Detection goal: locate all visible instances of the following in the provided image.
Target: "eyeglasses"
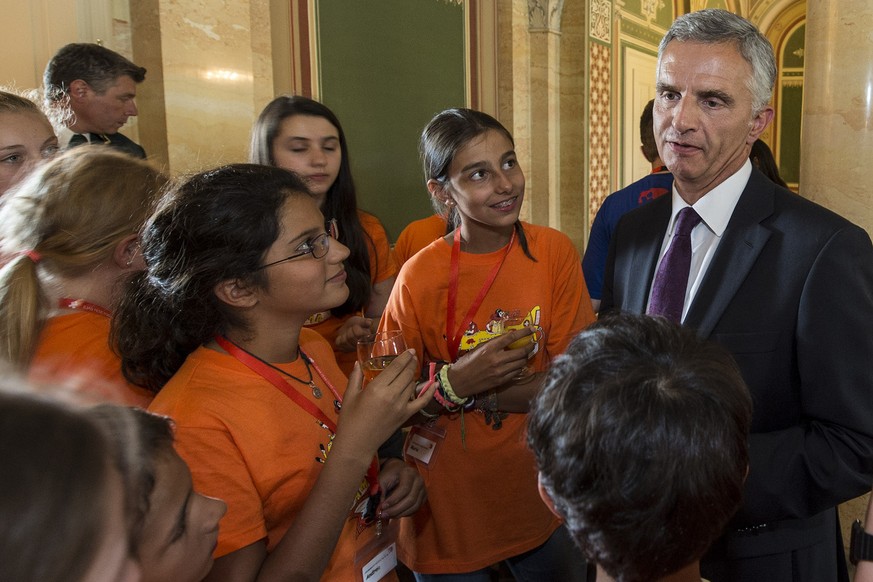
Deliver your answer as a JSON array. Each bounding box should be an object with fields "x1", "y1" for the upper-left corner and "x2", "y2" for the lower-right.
[{"x1": 256, "y1": 219, "x2": 339, "y2": 270}]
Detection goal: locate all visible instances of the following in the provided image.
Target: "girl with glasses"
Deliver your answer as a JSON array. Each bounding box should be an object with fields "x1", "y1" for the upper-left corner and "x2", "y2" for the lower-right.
[
  {"x1": 113, "y1": 164, "x2": 433, "y2": 581},
  {"x1": 251, "y1": 96, "x2": 397, "y2": 376}
]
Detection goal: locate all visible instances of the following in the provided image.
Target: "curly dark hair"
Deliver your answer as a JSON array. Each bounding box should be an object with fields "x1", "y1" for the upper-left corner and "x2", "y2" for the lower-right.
[
  {"x1": 111, "y1": 164, "x2": 311, "y2": 392},
  {"x1": 528, "y1": 313, "x2": 752, "y2": 582}
]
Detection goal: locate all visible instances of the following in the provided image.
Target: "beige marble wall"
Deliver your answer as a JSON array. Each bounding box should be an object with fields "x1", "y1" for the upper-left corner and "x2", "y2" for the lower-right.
[
  {"x1": 801, "y1": 1, "x2": 873, "y2": 561},
  {"x1": 800, "y1": 1, "x2": 873, "y2": 235},
  {"x1": 131, "y1": 0, "x2": 274, "y2": 174}
]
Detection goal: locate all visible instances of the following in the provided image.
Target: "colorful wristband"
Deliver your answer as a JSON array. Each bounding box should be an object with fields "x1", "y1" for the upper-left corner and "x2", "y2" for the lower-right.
[{"x1": 439, "y1": 365, "x2": 470, "y2": 406}]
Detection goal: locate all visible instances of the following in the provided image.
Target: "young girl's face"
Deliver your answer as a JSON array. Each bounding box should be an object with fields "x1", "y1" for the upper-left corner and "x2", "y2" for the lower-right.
[
  {"x1": 0, "y1": 110, "x2": 58, "y2": 196},
  {"x1": 136, "y1": 450, "x2": 226, "y2": 582},
  {"x1": 256, "y1": 195, "x2": 351, "y2": 319},
  {"x1": 270, "y1": 115, "x2": 342, "y2": 207},
  {"x1": 439, "y1": 129, "x2": 524, "y2": 233}
]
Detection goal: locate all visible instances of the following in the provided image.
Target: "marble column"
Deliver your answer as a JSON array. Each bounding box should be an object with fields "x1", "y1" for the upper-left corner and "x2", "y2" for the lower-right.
[
  {"x1": 801, "y1": 1, "x2": 873, "y2": 561},
  {"x1": 800, "y1": 1, "x2": 873, "y2": 235},
  {"x1": 527, "y1": 0, "x2": 564, "y2": 229}
]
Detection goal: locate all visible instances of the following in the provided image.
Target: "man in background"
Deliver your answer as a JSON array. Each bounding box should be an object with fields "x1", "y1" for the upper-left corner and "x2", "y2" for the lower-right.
[
  {"x1": 582, "y1": 99, "x2": 672, "y2": 312},
  {"x1": 43, "y1": 43, "x2": 146, "y2": 159}
]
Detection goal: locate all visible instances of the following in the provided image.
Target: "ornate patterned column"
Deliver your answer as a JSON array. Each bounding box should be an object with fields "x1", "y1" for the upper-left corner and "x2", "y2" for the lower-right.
[
  {"x1": 800, "y1": 1, "x2": 873, "y2": 234},
  {"x1": 526, "y1": 0, "x2": 564, "y2": 228}
]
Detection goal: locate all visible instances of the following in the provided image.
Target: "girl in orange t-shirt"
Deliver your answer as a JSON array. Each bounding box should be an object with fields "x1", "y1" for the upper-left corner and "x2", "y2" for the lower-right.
[
  {"x1": 251, "y1": 96, "x2": 397, "y2": 375},
  {"x1": 0, "y1": 148, "x2": 166, "y2": 406},
  {"x1": 380, "y1": 109, "x2": 595, "y2": 580},
  {"x1": 114, "y1": 164, "x2": 435, "y2": 581}
]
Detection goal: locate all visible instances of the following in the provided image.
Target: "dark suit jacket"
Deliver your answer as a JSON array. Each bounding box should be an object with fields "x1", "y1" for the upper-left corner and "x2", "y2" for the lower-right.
[
  {"x1": 67, "y1": 131, "x2": 146, "y2": 159},
  {"x1": 602, "y1": 169, "x2": 873, "y2": 577}
]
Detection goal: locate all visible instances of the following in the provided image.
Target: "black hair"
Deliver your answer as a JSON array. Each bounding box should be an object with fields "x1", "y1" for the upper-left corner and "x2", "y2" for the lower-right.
[
  {"x1": 528, "y1": 313, "x2": 752, "y2": 582},
  {"x1": 750, "y1": 139, "x2": 788, "y2": 188},
  {"x1": 639, "y1": 99, "x2": 659, "y2": 164}
]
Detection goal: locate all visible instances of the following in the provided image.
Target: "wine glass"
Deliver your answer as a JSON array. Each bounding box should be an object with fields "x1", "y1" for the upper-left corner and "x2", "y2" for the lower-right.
[{"x1": 357, "y1": 330, "x2": 407, "y2": 383}]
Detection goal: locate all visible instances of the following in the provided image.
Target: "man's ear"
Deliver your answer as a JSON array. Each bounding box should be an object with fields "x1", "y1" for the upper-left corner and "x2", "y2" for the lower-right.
[
  {"x1": 537, "y1": 473, "x2": 561, "y2": 518},
  {"x1": 214, "y1": 278, "x2": 259, "y2": 309},
  {"x1": 68, "y1": 79, "x2": 91, "y2": 102},
  {"x1": 113, "y1": 234, "x2": 141, "y2": 270},
  {"x1": 748, "y1": 105, "x2": 775, "y2": 143}
]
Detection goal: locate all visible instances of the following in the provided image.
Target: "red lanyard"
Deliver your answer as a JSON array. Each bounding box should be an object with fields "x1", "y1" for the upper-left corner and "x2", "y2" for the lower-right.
[
  {"x1": 214, "y1": 335, "x2": 380, "y2": 496},
  {"x1": 446, "y1": 227, "x2": 515, "y2": 362},
  {"x1": 58, "y1": 298, "x2": 111, "y2": 317}
]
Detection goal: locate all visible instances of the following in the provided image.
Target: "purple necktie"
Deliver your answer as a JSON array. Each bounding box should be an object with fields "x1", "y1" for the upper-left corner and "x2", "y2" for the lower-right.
[{"x1": 648, "y1": 207, "x2": 702, "y2": 323}]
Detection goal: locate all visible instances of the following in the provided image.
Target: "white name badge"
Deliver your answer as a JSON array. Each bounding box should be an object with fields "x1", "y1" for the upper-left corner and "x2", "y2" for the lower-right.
[
  {"x1": 361, "y1": 543, "x2": 397, "y2": 582},
  {"x1": 404, "y1": 424, "x2": 446, "y2": 469}
]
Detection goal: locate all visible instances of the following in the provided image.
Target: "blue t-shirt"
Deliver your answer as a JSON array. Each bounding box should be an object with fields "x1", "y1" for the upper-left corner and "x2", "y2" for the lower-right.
[{"x1": 582, "y1": 171, "x2": 673, "y2": 300}]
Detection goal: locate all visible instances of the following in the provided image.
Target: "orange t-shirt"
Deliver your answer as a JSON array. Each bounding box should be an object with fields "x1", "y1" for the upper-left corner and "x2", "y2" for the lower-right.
[
  {"x1": 393, "y1": 215, "x2": 447, "y2": 267},
  {"x1": 380, "y1": 223, "x2": 595, "y2": 574},
  {"x1": 29, "y1": 312, "x2": 153, "y2": 407},
  {"x1": 148, "y1": 329, "x2": 392, "y2": 581},
  {"x1": 306, "y1": 210, "x2": 397, "y2": 375}
]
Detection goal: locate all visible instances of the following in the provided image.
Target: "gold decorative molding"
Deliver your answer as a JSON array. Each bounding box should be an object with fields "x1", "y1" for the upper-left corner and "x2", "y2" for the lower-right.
[{"x1": 590, "y1": 0, "x2": 611, "y2": 43}]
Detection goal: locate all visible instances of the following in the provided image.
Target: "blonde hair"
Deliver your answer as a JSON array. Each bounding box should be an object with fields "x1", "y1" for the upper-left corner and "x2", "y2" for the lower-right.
[
  {"x1": 0, "y1": 89, "x2": 44, "y2": 116},
  {"x1": 0, "y1": 148, "x2": 168, "y2": 368}
]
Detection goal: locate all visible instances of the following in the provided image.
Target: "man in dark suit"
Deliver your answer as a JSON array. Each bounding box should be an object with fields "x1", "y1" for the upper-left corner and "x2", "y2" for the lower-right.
[
  {"x1": 43, "y1": 43, "x2": 147, "y2": 159},
  {"x1": 601, "y1": 9, "x2": 873, "y2": 582}
]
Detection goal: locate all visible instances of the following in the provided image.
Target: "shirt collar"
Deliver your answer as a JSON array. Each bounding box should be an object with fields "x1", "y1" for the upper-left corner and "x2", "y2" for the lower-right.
[{"x1": 667, "y1": 159, "x2": 751, "y2": 237}]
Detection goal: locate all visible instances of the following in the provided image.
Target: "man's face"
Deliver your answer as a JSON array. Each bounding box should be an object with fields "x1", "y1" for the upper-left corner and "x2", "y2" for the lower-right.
[
  {"x1": 72, "y1": 75, "x2": 139, "y2": 135},
  {"x1": 653, "y1": 40, "x2": 773, "y2": 203}
]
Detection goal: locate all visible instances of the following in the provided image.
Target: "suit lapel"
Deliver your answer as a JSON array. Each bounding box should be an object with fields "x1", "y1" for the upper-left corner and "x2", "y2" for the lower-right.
[{"x1": 684, "y1": 170, "x2": 775, "y2": 337}]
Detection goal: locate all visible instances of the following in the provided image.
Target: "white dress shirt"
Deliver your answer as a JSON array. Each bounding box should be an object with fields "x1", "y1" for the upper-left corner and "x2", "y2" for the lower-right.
[{"x1": 648, "y1": 159, "x2": 753, "y2": 322}]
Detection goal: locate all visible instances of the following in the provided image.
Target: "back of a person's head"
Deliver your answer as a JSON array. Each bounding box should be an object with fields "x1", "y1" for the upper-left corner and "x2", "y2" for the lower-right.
[
  {"x1": 43, "y1": 43, "x2": 146, "y2": 103},
  {"x1": 0, "y1": 390, "x2": 114, "y2": 581},
  {"x1": 0, "y1": 147, "x2": 168, "y2": 367},
  {"x1": 528, "y1": 313, "x2": 752, "y2": 582},
  {"x1": 639, "y1": 99, "x2": 659, "y2": 163}
]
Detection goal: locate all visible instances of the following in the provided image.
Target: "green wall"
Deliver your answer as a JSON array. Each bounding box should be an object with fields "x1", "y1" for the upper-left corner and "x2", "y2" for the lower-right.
[{"x1": 316, "y1": 0, "x2": 466, "y2": 241}]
